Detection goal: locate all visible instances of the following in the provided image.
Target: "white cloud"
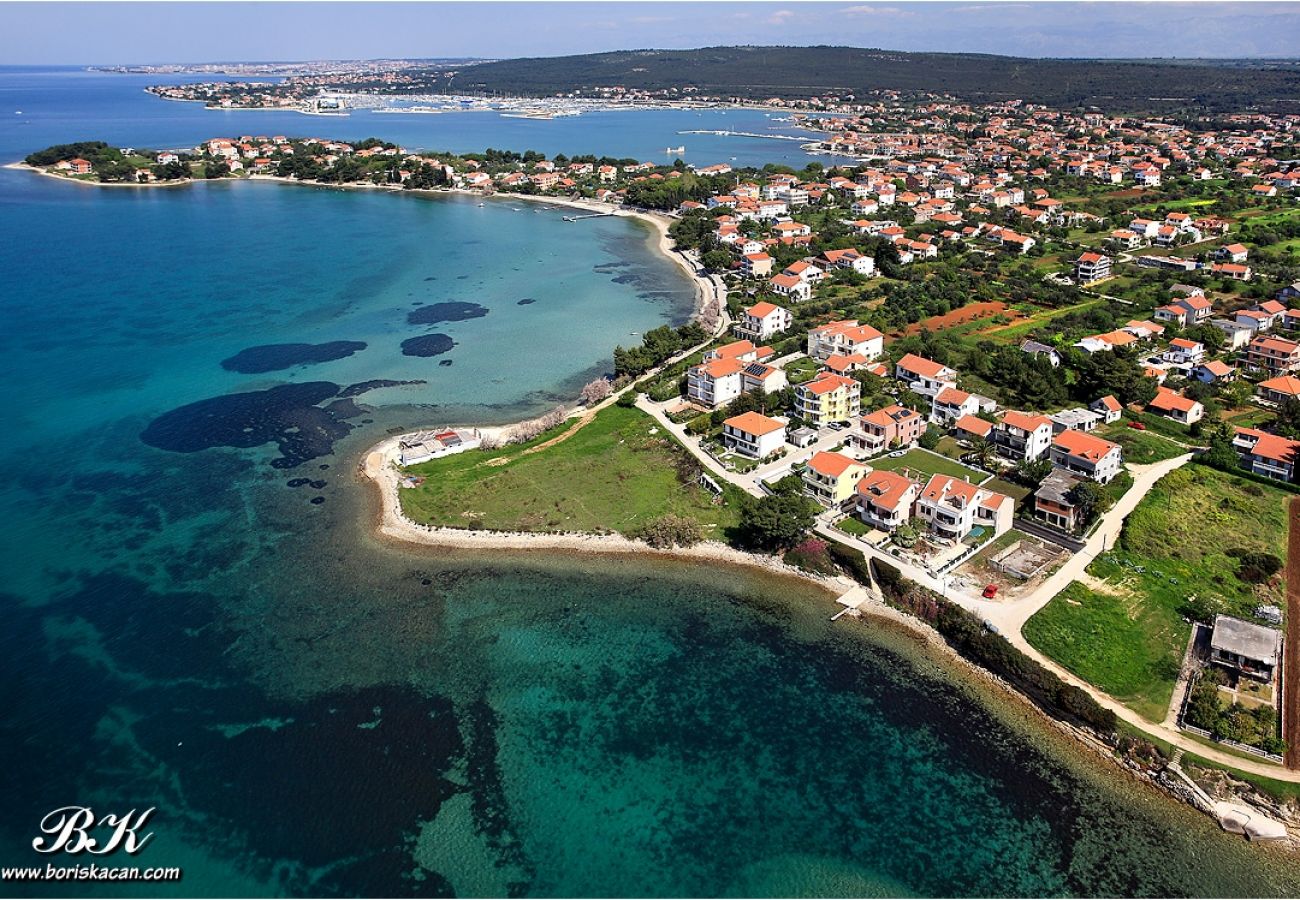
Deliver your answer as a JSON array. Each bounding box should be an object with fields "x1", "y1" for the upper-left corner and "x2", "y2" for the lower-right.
[{"x1": 767, "y1": 8, "x2": 796, "y2": 24}]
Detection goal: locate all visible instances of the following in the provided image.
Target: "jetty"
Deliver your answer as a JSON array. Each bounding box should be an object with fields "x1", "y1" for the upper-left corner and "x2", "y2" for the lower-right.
[
  {"x1": 562, "y1": 212, "x2": 615, "y2": 222},
  {"x1": 677, "y1": 129, "x2": 807, "y2": 142}
]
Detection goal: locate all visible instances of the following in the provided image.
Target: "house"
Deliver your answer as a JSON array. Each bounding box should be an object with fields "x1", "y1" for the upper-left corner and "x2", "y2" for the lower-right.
[
  {"x1": 1247, "y1": 335, "x2": 1300, "y2": 376},
  {"x1": 803, "y1": 451, "x2": 870, "y2": 508},
  {"x1": 1123, "y1": 320, "x2": 1165, "y2": 341},
  {"x1": 1209, "y1": 615, "x2": 1282, "y2": 682},
  {"x1": 895, "y1": 354, "x2": 958, "y2": 397},
  {"x1": 769, "y1": 273, "x2": 812, "y2": 303},
  {"x1": 795, "y1": 372, "x2": 861, "y2": 427},
  {"x1": 741, "y1": 253, "x2": 773, "y2": 278},
  {"x1": 1147, "y1": 387, "x2": 1203, "y2": 425},
  {"x1": 820, "y1": 248, "x2": 876, "y2": 276},
  {"x1": 807, "y1": 320, "x2": 884, "y2": 361},
  {"x1": 1074, "y1": 252, "x2": 1112, "y2": 283},
  {"x1": 1034, "y1": 469, "x2": 1086, "y2": 532},
  {"x1": 853, "y1": 405, "x2": 926, "y2": 455},
  {"x1": 1162, "y1": 338, "x2": 1205, "y2": 367},
  {"x1": 1020, "y1": 340, "x2": 1062, "y2": 367},
  {"x1": 1212, "y1": 318, "x2": 1255, "y2": 351},
  {"x1": 782, "y1": 260, "x2": 824, "y2": 283},
  {"x1": 1216, "y1": 243, "x2": 1250, "y2": 264},
  {"x1": 1212, "y1": 262, "x2": 1253, "y2": 282},
  {"x1": 685, "y1": 342, "x2": 782, "y2": 407},
  {"x1": 1090, "y1": 395, "x2": 1123, "y2": 424},
  {"x1": 1257, "y1": 375, "x2": 1300, "y2": 405},
  {"x1": 722, "y1": 411, "x2": 787, "y2": 459},
  {"x1": 1192, "y1": 360, "x2": 1236, "y2": 383},
  {"x1": 1153, "y1": 295, "x2": 1213, "y2": 327},
  {"x1": 1049, "y1": 430, "x2": 1123, "y2": 483},
  {"x1": 930, "y1": 387, "x2": 980, "y2": 426},
  {"x1": 734, "y1": 301, "x2": 792, "y2": 342},
  {"x1": 855, "y1": 470, "x2": 920, "y2": 532},
  {"x1": 1048, "y1": 408, "x2": 1102, "y2": 434},
  {"x1": 1232, "y1": 427, "x2": 1300, "y2": 482},
  {"x1": 914, "y1": 474, "x2": 1015, "y2": 541},
  {"x1": 992, "y1": 411, "x2": 1054, "y2": 461},
  {"x1": 66, "y1": 158, "x2": 93, "y2": 175},
  {"x1": 1075, "y1": 331, "x2": 1138, "y2": 354}
]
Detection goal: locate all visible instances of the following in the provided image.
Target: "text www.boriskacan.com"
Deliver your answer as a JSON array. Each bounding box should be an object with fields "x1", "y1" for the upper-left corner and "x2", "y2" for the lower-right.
[{"x1": 3, "y1": 863, "x2": 183, "y2": 883}]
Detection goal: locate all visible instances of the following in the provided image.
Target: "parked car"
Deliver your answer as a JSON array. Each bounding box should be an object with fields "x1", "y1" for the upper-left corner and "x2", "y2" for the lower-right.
[
  {"x1": 982, "y1": 584, "x2": 999, "y2": 599},
  {"x1": 1127, "y1": 420, "x2": 1147, "y2": 431}
]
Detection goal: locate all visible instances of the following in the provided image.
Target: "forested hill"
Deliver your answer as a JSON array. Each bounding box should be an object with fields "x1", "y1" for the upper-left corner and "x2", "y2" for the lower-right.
[{"x1": 454, "y1": 46, "x2": 1300, "y2": 113}]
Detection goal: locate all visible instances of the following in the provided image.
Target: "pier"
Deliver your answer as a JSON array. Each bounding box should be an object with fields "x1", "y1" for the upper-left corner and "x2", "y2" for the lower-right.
[
  {"x1": 677, "y1": 129, "x2": 808, "y2": 142},
  {"x1": 562, "y1": 212, "x2": 616, "y2": 222}
]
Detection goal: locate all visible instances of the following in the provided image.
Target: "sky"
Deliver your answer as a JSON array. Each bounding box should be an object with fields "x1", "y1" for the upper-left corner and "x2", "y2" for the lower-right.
[{"x1": 3, "y1": 1, "x2": 1299, "y2": 65}]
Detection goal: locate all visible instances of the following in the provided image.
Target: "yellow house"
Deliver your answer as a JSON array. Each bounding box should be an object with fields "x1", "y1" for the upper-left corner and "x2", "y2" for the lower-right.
[
  {"x1": 802, "y1": 451, "x2": 869, "y2": 507},
  {"x1": 795, "y1": 372, "x2": 862, "y2": 426}
]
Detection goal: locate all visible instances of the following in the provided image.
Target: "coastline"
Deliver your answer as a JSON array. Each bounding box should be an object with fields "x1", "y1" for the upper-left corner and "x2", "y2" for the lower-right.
[{"x1": 3, "y1": 160, "x2": 196, "y2": 188}]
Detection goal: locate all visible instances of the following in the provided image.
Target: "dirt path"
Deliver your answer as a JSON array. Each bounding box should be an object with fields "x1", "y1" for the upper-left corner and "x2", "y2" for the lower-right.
[{"x1": 1284, "y1": 496, "x2": 1300, "y2": 769}]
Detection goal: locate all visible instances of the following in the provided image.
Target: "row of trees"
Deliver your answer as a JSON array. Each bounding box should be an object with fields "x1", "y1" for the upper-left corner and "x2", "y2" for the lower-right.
[{"x1": 612, "y1": 322, "x2": 709, "y2": 378}]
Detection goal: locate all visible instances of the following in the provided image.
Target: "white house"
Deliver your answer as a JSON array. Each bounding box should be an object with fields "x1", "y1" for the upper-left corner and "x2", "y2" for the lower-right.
[
  {"x1": 733, "y1": 301, "x2": 792, "y2": 342},
  {"x1": 1049, "y1": 430, "x2": 1123, "y2": 483},
  {"x1": 722, "y1": 411, "x2": 787, "y2": 459},
  {"x1": 914, "y1": 474, "x2": 1014, "y2": 541}
]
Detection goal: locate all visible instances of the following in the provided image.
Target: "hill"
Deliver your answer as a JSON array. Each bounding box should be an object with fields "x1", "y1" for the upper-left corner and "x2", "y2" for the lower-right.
[{"x1": 452, "y1": 46, "x2": 1300, "y2": 113}]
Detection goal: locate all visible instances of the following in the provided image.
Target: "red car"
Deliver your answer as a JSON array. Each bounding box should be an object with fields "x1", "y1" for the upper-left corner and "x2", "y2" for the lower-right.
[
  {"x1": 1127, "y1": 420, "x2": 1147, "y2": 431},
  {"x1": 982, "y1": 584, "x2": 999, "y2": 599}
]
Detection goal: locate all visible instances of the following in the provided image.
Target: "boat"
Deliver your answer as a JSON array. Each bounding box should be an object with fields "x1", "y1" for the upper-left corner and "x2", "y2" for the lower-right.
[
  {"x1": 477, "y1": 202, "x2": 485, "y2": 207},
  {"x1": 664, "y1": 145, "x2": 685, "y2": 154}
]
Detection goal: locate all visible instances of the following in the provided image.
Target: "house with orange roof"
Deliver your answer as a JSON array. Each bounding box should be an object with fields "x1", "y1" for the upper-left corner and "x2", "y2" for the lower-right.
[
  {"x1": 722, "y1": 411, "x2": 787, "y2": 459},
  {"x1": 795, "y1": 372, "x2": 862, "y2": 427},
  {"x1": 1147, "y1": 387, "x2": 1204, "y2": 425},
  {"x1": 1163, "y1": 338, "x2": 1205, "y2": 367},
  {"x1": 952, "y1": 414, "x2": 993, "y2": 443},
  {"x1": 740, "y1": 252, "x2": 773, "y2": 278},
  {"x1": 1216, "y1": 243, "x2": 1250, "y2": 264},
  {"x1": 769, "y1": 273, "x2": 812, "y2": 303},
  {"x1": 1192, "y1": 360, "x2": 1237, "y2": 384},
  {"x1": 1232, "y1": 428, "x2": 1300, "y2": 482},
  {"x1": 914, "y1": 474, "x2": 1014, "y2": 541},
  {"x1": 894, "y1": 353, "x2": 957, "y2": 397},
  {"x1": 1074, "y1": 330, "x2": 1139, "y2": 354},
  {"x1": 992, "y1": 411, "x2": 1055, "y2": 461},
  {"x1": 855, "y1": 470, "x2": 920, "y2": 532},
  {"x1": 819, "y1": 248, "x2": 876, "y2": 276},
  {"x1": 807, "y1": 320, "x2": 884, "y2": 361},
  {"x1": 1050, "y1": 430, "x2": 1123, "y2": 483},
  {"x1": 686, "y1": 342, "x2": 783, "y2": 408},
  {"x1": 1247, "y1": 335, "x2": 1300, "y2": 376},
  {"x1": 853, "y1": 404, "x2": 926, "y2": 455},
  {"x1": 930, "y1": 386, "x2": 984, "y2": 426},
  {"x1": 733, "y1": 301, "x2": 792, "y2": 342},
  {"x1": 1074, "y1": 252, "x2": 1111, "y2": 283},
  {"x1": 1257, "y1": 374, "x2": 1300, "y2": 405},
  {"x1": 1212, "y1": 262, "x2": 1253, "y2": 282},
  {"x1": 1090, "y1": 395, "x2": 1123, "y2": 424},
  {"x1": 803, "y1": 451, "x2": 870, "y2": 508},
  {"x1": 1154, "y1": 294, "x2": 1214, "y2": 327}
]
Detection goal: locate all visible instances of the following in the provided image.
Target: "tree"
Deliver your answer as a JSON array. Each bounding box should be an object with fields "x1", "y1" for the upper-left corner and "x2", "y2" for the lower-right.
[
  {"x1": 1066, "y1": 480, "x2": 1107, "y2": 529},
  {"x1": 1014, "y1": 458, "x2": 1053, "y2": 487},
  {"x1": 701, "y1": 249, "x2": 733, "y2": 272},
  {"x1": 1201, "y1": 422, "x2": 1242, "y2": 472},
  {"x1": 738, "y1": 493, "x2": 818, "y2": 551},
  {"x1": 891, "y1": 518, "x2": 920, "y2": 548},
  {"x1": 579, "y1": 379, "x2": 613, "y2": 406},
  {"x1": 969, "y1": 437, "x2": 996, "y2": 470},
  {"x1": 918, "y1": 429, "x2": 941, "y2": 451}
]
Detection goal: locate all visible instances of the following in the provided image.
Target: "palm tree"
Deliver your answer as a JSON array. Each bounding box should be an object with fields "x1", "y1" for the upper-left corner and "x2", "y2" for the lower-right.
[{"x1": 970, "y1": 437, "x2": 996, "y2": 470}]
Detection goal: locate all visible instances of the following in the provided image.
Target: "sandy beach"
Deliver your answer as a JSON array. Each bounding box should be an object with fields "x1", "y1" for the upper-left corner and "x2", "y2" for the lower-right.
[{"x1": 4, "y1": 160, "x2": 197, "y2": 188}]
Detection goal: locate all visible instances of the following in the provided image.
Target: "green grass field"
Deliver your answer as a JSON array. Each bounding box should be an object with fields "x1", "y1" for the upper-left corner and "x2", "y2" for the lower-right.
[
  {"x1": 399, "y1": 404, "x2": 741, "y2": 538},
  {"x1": 868, "y1": 448, "x2": 985, "y2": 484},
  {"x1": 1025, "y1": 465, "x2": 1290, "y2": 721},
  {"x1": 1098, "y1": 423, "x2": 1187, "y2": 464},
  {"x1": 976, "y1": 299, "x2": 1105, "y2": 345}
]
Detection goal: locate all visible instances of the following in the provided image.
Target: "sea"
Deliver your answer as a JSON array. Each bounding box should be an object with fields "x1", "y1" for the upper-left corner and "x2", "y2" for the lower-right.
[{"x1": 1, "y1": 65, "x2": 1298, "y2": 898}]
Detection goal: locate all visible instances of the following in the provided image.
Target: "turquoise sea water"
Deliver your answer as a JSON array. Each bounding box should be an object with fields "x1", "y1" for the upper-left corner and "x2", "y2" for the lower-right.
[{"x1": 1, "y1": 67, "x2": 1299, "y2": 898}]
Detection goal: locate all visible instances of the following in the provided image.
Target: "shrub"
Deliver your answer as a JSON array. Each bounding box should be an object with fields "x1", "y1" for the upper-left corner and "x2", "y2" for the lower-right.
[
  {"x1": 634, "y1": 514, "x2": 704, "y2": 549},
  {"x1": 783, "y1": 538, "x2": 837, "y2": 575},
  {"x1": 828, "y1": 542, "x2": 873, "y2": 586}
]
